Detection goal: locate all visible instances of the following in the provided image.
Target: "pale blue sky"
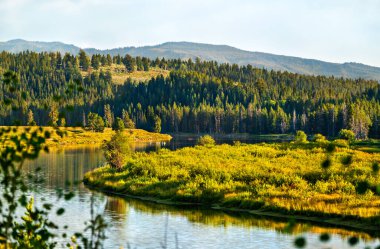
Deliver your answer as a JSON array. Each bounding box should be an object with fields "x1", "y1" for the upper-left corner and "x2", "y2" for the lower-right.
[{"x1": 1, "y1": 0, "x2": 380, "y2": 66}]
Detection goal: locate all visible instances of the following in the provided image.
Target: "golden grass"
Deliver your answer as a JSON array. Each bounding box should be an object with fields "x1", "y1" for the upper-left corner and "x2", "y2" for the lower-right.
[
  {"x1": 81, "y1": 64, "x2": 170, "y2": 84},
  {"x1": 0, "y1": 126, "x2": 171, "y2": 148}
]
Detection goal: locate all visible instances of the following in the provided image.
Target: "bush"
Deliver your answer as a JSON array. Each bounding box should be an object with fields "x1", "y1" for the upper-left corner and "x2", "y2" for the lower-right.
[
  {"x1": 294, "y1": 130, "x2": 308, "y2": 143},
  {"x1": 197, "y1": 135, "x2": 216, "y2": 147},
  {"x1": 103, "y1": 132, "x2": 132, "y2": 170},
  {"x1": 312, "y1": 134, "x2": 327, "y2": 143},
  {"x1": 332, "y1": 139, "x2": 350, "y2": 148},
  {"x1": 339, "y1": 129, "x2": 355, "y2": 142},
  {"x1": 233, "y1": 141, "x2": 242, "y2": 146}
]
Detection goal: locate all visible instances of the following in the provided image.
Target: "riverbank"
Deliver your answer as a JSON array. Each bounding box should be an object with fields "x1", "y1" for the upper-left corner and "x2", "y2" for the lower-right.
[
  {"x1": 84, "y1": 141, "x2": 380, "y2": 230},
  {"x1": 86, "y1": 186, "x2": 380, "y2": 236},
  {"x1": 0, "y1": 126, "x2": 172, "y2": 148}
]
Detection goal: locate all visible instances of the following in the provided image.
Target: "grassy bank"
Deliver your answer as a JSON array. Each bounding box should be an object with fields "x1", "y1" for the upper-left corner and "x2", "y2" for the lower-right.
[
  {"x1": 84, "y1": 142, "x2": 380, "y2": 229},
  {"x1": 1, "y1": 126, "x2": 172, "y2": 148}
]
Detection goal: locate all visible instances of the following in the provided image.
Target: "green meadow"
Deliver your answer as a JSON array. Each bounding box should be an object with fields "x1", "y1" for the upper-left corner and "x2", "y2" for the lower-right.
[{"x1": 84, "y1": 141, "x2": 380, "y2": 230}]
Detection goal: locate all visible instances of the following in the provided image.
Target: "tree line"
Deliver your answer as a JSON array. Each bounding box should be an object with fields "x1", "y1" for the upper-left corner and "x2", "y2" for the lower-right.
[{"x1": 0, "y1": 50, "x2": 379, "y2": 138}]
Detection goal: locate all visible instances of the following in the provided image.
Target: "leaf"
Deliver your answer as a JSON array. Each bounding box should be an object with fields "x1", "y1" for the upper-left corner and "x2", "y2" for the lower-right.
[
  {"x1": 56, "y1": 208, "x2": 65, "y2": 216},
  {"x1": 294, "y1": 237, "x2": 306, "y2": 248}
]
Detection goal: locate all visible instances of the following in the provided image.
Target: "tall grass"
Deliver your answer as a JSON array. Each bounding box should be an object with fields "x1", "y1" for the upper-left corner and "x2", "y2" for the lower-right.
[{"x1": 1, "y1": 126, "x2": 172, "y2": 148}]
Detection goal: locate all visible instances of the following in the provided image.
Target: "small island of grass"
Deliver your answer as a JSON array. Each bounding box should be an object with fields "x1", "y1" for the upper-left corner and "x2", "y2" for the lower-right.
[{"x1": 84, "y1": 138, "x2": 380, "y2": 232}]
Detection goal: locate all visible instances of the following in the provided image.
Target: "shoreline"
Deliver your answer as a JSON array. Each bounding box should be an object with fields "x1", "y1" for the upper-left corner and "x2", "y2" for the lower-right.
[
  {"x1": 82, "y1": 142, "x2": 380, "y2": 237},
  {"x1": 84, "y1": 184, "x2": 380, "y2": 236},
  {"x1": 0, "y1": 126, "x2": 172, "y2": 148}
]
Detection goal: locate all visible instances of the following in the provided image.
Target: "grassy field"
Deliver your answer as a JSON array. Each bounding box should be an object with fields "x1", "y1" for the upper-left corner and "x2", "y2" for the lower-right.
[
  {"x1": 84, "y1": 141, "x2": 380, "y2": 231},
  {"x1": 0, "y1": 126, "x2": 172, "y2": 148},
  {"x1": 81, "y1": 64, "x2": 170, "y2": 84}
]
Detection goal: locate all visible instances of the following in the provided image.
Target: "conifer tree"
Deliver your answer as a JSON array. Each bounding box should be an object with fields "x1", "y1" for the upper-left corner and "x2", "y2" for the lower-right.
[
  {"x1": 27, "y1": 109, "x2": 36, "y2": 126},
  {"x1": 104, "y1": 104, "x2": 114, "y2": 128},
  {"x1": 78, "y1": 50, "x2": 90, "y2": 71},
  {"x1": 122, "y1": 54, "x2": 135, "y2": 72}
]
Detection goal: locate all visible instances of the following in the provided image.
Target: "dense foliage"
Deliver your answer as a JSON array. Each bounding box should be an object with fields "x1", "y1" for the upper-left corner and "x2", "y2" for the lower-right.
[
  {"x1": 0, "y1": 71, "x2": 107, "y2": 248},
  {"x1": 0, "y1": 51, "x2": 379, "y2": 138},
  {"x1": 103, "y1": 131, "x2": 132, "y2": 170},
  {"x1": 196, "y1": 135, "x2": 216, "y2": 147}
]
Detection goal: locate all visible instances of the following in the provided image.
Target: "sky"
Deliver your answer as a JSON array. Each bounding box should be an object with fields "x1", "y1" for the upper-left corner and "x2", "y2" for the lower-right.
[{"x1": 1, "y1": 0, "x2": 380, "y2": 66}]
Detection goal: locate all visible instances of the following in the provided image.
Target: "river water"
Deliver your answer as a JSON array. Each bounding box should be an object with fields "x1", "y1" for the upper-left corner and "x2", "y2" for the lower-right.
[{"x1": 22, "y1": 135, "x2": 380, "y2": 249}]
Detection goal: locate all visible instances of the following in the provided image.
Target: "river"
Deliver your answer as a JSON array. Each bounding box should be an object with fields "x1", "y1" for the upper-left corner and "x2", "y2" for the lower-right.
[{"x1": 22, "y1": 135, "x2": 380, "y2": 249}]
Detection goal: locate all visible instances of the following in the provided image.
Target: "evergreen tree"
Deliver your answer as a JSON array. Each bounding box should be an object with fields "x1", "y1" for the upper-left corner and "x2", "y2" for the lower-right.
[
  {"x1": 142, "y1": 57, "x2": 150, "y2": 71},
  {"x1": 27, "y1": 110, "x2": 36, "y2": 126},
  {"x1": 48, "y1": 105, "x2": 59, "y2": 127},
  {"x1": 122, "y1": 54, "x2": 135, "y2": 73},
  {"x1": 104, "y1": 104, "x2": 113, "y2": 128},
  {"x1": 59, "y1": 118, "x2": 66, "y2": 127},
  {"x1": 122, "y1": 109, "x2": 135, "y2": 129},
  {"x1": 87, "y1": 112, "x2": 105, "y2": 132},
  {"x1": 112, "y1": 117, "x2": 125, "y2": 131},
  {"x1": 0, "y1": 53, "x2": 379, "y2": 138},
  {"x1": 153, "y1": 115, "x2": 161, "y2": 133},
  {"x1": 136, "y1": 56, "x2": 143, "y2": 71},
  {"x1": 78, "y1": 50, "x2": 90, "y2": 71},
  {"x1": 106, "y1": 54, "x2": 112, "y2": 66},
  {"x1": 91, "y1": 54, "x2": 100, "y2": 70}
]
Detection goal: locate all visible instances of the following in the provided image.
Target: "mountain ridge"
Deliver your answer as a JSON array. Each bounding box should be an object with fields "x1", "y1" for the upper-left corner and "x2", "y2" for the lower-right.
[{"x1": 1, "y1": 39, "x2": 380, "y2": 81}]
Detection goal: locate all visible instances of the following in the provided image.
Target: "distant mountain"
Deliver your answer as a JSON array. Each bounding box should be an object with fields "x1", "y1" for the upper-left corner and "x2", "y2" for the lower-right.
[
  {"x1": 1, "y1": 39, "x2": 380, "y2": 81},
  {"x1": 0, "y1": 39, "x2": 80, "y2": 54}
]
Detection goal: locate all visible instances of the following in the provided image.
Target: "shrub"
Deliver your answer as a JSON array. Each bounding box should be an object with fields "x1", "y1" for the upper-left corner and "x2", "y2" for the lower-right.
[
  {"x1": 332, "y1": 139, "x2": 350, "y2": 148},
  {"x1": 326, "y1": 143, "x2": 337, "y2": 153},
  {"x1": 341, "y1": 154, "x2": 353, "y2": 166},
  {"x1": 196, "y1": 135, "x2": 216, "y2": 147},
  {"x1": 233, "y1": 141, "x2": 242, "y2": 146},
  {"x1": 294, "y1": 130, "x2": 308, "y2": 143},
  {"x1": 372, "y1": 162, "x2": 380, "y2": 174},
  {"x1": 312, "y1": 134, "x2": 327, "y2": 143},
  {"x1": 103, "y1": 132, "x2": 132, "y2": 170},
  {"x1": 339, "y1": 129, "x2": 355, "y2": 142}
]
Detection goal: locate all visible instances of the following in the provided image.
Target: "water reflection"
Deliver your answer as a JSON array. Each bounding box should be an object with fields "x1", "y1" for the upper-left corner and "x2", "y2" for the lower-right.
[
  {"x1": 19, "y1": 139, "x2": 380, "y2": 249},
  {"x1": 103, "y1": 193, "x2": 378, "y2": 241}
]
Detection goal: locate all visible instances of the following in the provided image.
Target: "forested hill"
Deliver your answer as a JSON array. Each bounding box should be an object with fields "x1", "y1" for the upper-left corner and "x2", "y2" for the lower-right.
[
  {"x1": 2, "y1": 39, "x2": 380, "y2": 81},
  {"x1": 0, "y1": 39, "x2": 79, "y2": 54},
  {"x1": 0, "y1": 51, "x2": 379, "y2": 138}
]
